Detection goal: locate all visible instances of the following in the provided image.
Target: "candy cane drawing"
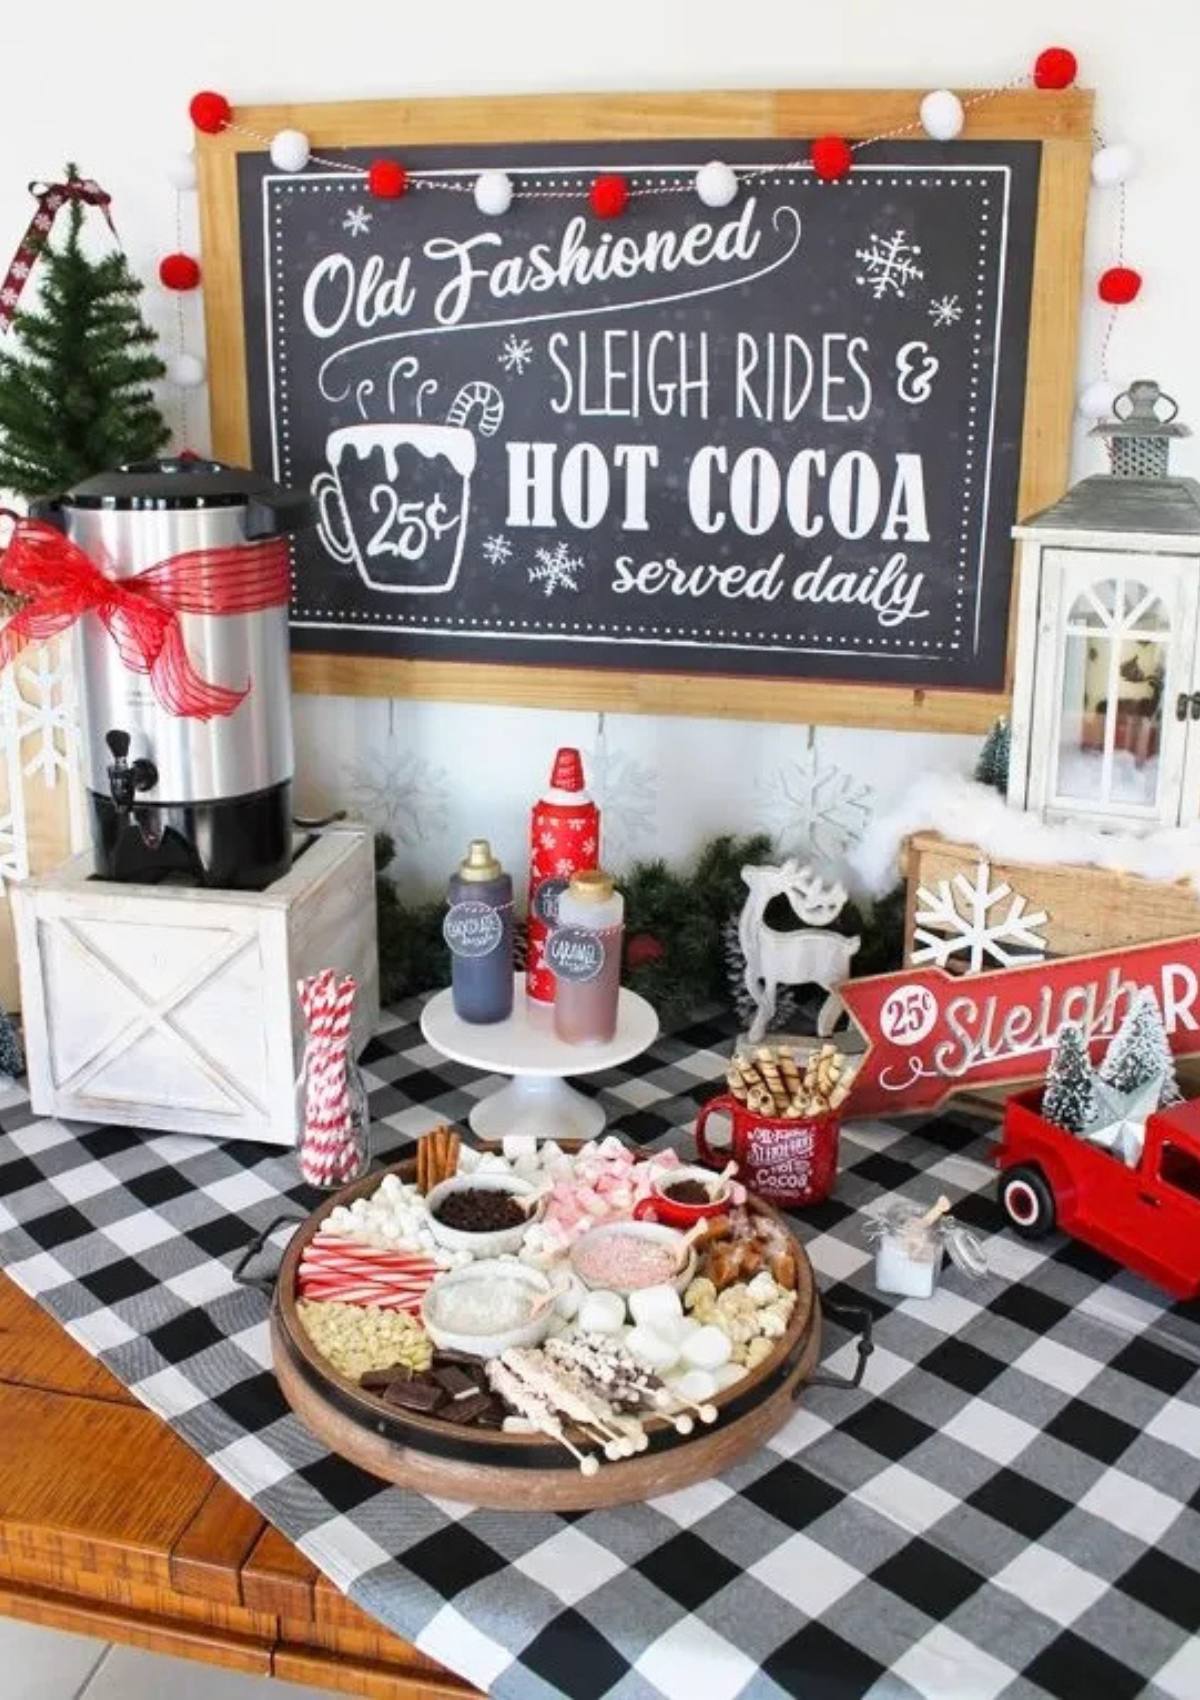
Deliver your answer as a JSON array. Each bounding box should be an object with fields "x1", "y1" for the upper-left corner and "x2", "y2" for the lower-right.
[{"x1": 312, "y1": 376, "x2": 504, "y2": 596}]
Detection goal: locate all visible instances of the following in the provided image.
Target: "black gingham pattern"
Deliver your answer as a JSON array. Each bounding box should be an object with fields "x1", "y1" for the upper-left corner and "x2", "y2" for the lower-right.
[{"x1": 1, "y1": 997, "x2": 1198, "y2": 1700}]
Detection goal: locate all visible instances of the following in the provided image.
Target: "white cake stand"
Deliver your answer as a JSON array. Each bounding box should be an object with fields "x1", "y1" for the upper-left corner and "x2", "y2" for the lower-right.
[{"x1": 420, "y1": 975, "x2": 659, "y2": 1141}]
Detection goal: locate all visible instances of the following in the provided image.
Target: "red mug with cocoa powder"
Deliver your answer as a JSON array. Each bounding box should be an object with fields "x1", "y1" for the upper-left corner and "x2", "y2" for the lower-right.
[
  {"x1": 632, "y1": 1166, "x2": 733, "y2": 1228},
  {"x1": 694, "y1": 1093, "x2": 840, "y2": 1209}
]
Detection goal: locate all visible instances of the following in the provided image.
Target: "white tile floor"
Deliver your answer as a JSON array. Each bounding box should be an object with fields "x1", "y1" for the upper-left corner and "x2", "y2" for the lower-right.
[{"x1": 0, "y1": 1618, "x2": 341, "y2": 1699}]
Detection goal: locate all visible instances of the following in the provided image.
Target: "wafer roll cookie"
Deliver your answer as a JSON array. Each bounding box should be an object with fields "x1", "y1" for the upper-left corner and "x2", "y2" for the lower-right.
[
  {"x1": 726, "y1": 1067, "x2": 749, "y2": 1102},
  {"x1": 829, "y1": 1082, "x2": 850, "y2": 1110},
  {"x1": 777, "y1": 1049, "x2": 803, "y2": 1099},
  {"x1": 755, "y1": 1047, "x2": 787, "y2": 1114},
  {"x1": 734, "y1": 1056, "x2": 766, "y2": 1098}
]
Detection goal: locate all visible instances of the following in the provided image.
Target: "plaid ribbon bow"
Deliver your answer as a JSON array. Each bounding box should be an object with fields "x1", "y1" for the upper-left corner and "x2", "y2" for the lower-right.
[{"x1": 0, "y1": 174, "x2": 117, "y2": 332}]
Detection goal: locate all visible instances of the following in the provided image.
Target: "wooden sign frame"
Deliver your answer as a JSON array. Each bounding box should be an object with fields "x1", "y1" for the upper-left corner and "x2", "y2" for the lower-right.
[{"x1": 197, "y1": 87, "x2": 1093, "y2": 732}]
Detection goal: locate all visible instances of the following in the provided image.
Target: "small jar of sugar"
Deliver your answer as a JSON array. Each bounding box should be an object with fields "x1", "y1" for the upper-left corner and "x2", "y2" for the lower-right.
[{"x1": 866, "y1": 1197, "x2": 987, "y2": 1298}]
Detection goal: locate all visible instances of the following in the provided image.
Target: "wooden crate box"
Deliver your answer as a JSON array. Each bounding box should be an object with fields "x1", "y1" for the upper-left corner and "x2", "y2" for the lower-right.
[
  {"x1": 13, "y1": 824, "x2": 378, "y2": 1146},
  {"x1": 901, "y1": 831, "x2": 1200, "y2": 965}
]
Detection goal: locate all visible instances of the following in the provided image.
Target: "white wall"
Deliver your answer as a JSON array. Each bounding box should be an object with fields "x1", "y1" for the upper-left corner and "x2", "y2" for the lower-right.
[{"x1": 3, "y1": 1, "x2": 1198, "y2": 898}]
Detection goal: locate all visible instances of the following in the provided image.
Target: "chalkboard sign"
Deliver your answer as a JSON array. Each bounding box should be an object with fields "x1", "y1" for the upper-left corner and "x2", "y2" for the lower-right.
[{"x1": 201, "y1": 91, "x2": 1092, "y2": 728}]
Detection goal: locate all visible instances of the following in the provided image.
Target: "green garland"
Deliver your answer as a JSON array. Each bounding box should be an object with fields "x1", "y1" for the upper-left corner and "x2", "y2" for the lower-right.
[{"x1": 373, "y1": 831, "x2": 905, "y2": 1025}]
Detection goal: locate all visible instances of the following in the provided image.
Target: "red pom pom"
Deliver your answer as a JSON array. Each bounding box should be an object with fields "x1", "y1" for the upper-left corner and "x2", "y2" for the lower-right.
[
  {"x1": 159, "y1": 252, "x2": 201, "y2": 291},
  {"x1": 189, "y1": 90, "x2": 231, "y2": 134},
  {"x1": 810, "y1": 136, "x2": 853, "y2": 182},
  {"x1": 590, "y1": 174, "x2": 629, "y2": 219},
  {"x1": 368, "y1": 159, "x2": 408, "y2": 199},
  {"x1": 1098, "y1": 265, "x2": 1142, "y2": 305},
  {"x1": 1034, "y1": 46, "x2": 1077, "y2": 89},
  {"x1": 625, "y1": 932, "x2": 666, "y2": 970}
]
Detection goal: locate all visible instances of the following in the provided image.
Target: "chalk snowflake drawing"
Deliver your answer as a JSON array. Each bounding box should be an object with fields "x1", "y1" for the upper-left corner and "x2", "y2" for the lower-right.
[
  {"x1": 758, "y1": 750, "x2": 874, "y2": 865},
  {"x1": 528, "y1": 541, "x2": 584, "y2": 597},
  {"x1": 928, "y1": 293, "x2": 963, "y2": 328},
  {"x1": 854, "y1": 229, "x2": 925, "y2": 301},
  {"x1": 498, "y1": 334, "x2": 534, "y2": 375},
  {"x1": 588, "y1": 742, "x2": 658, "y2": 860},
  {"x1": 481, "y1": 533, "x2": 513, "y2": 566},
  {"x1": 346, "y1": 748, "x2": 451, "y2": 849},
  {"x1": 911, "y1": 861, "x2": 1049, "y2": 974},
  {"x1": 342, "y1": 205, "x2": 373, "y2": 238}
]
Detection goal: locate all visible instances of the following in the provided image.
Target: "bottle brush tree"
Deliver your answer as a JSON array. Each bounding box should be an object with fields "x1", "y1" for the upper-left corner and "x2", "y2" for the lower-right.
[
  {"x1": 1042, "y1": 1022, "x2": 1098, "y2": 1133},
  {"x1": 1099, "y1": 987, "x2": 1182, "y2": 1104},
  {"x1": 0, "y1": 168, "x2": 168, "y2": 499}
]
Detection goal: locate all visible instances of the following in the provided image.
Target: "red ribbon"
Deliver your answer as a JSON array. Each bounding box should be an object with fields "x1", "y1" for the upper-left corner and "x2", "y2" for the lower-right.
[
  {"x1": 0, "y1": 176, "x2": 117, "y2": 332},
  {"x1": 0, "y1": 518, "x2": 291, "y2": 720}
]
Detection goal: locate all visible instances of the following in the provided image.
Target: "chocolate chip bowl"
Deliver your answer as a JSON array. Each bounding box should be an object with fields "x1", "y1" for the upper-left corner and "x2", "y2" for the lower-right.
[{"x1": 425, "y1": 1172, "x2": 542, "y2": 1257}]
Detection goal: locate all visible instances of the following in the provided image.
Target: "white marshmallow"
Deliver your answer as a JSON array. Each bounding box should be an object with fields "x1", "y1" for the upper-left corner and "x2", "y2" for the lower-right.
[
  {"x1": 681, "y1": 1325, "x2": 733, "y2": 1370},
  {"x1": 671, "y1": 1368, "x2": 719, "y2": 1402},
  {"x1": 628, "y1": 1284, "x2": 683, "y2": 1330},
  {"x1": 625, "y1": 1325, "x2": 681, "y2": 1371},
  {"x1": 577, "y1": 1290, "x2": 627, "y2": 1334}
]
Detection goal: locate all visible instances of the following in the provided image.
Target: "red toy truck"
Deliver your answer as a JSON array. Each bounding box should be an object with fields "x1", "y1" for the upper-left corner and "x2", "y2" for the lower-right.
[{"x1": 997, "y1": 1088, "x2": 1200, "y2": 1300}]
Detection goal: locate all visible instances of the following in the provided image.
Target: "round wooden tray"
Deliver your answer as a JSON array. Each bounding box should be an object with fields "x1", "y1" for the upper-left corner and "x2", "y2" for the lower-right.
[{"x1": 272, "y1": 1154, "x2": 822, "y2": 1510}]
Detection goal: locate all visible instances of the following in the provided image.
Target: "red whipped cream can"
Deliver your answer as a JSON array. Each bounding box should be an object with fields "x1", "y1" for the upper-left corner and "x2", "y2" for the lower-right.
[{"x1": 526, "y1": 747, "x2": 601, "y2": 1004}]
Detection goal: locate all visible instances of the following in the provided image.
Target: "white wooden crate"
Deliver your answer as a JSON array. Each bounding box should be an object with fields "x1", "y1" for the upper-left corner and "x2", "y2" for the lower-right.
[{"x1": 12, "y1": 823, "x2": 379, "y2": 1146}]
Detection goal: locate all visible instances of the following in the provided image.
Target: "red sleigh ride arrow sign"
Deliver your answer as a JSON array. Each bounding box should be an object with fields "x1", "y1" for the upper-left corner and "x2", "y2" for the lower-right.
[{"x1": 840, "y1": 933, "x2": 1200, "y2": 1117}]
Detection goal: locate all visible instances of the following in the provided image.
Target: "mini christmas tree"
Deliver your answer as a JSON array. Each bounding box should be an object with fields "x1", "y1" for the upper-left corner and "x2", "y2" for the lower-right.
[
  {"x1": 0, "y1": 168, "x2": 168, "y2": 498},
  {"x1": 1042, "y1": 1022, "x2": 1098, "y2": 1132},
  {"x1": 974, "y1": 716, "x2": 1011, "y2": 792},
  {"x1": 1099, "y1": 988, "x2": 1182, "y2": 1104}
]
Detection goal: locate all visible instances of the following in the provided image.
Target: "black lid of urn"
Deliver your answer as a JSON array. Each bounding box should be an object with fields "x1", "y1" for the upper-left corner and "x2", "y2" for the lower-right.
[{"x1": 34, "y1": 456, "x2": 312, "y2": 538}]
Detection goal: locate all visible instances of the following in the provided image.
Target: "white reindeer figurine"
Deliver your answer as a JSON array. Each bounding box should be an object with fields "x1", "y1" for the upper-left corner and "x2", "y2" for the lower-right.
[{"x1": 738, "y1": 860, "x2": 860, "y2": 1044}]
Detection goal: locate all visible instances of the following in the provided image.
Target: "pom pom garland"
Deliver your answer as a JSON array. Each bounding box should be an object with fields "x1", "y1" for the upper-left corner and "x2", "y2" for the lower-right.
[
  {"x1": 270, "y1": 129, "x2": 311, "y2": 173},
  {"x1": 695, "y1": 160, "x2": 739, "y2": 208},
  {"x1": 189, "y1": 90, "x2": 231, "y2": 134},
  {"x1": 474, "y1": 169, "x2": 513, "y2": 216},
  {"x1": 810, "y1": 136, "x2": 853, "y2": 181},
  {"x1": 919, "y1": 89, "x2": 964, "y2": 141},
  {"x1": 590, "y1": 174, "x2": 629, "y2": 219},
  {"x1": 166, "y1": 152, "x2": 197, "y2": 192},
  {"x1": 1092, "y1": 143, "x2": 1137, "y2": 188},
  {"x1": 1098, "y1": 265, "x2": 1142, "y2": 305},
  {"x1": 158, "y1": 252, "x2": 201, "y2": 292},
  {"x1": 1078, "y1": 378, "x2": 1122, "y2": 420},
  {"x1": 1034, "y1": 46, "x2": 1077, "y2": 90},
  {"x1": 167, "y1": 352, "x2": 207, "y2": 389},
  {"x1": 368, "y1": 159, "x2": 408, "y2": 199}
]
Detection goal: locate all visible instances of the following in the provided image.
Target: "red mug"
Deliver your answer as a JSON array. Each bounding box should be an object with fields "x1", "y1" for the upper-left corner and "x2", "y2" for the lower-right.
[
  {"x1": 632, "y1": 1165, "x2": 734, "y2": 1228},
  {"x1": 694, "y1": 1093, "x2": 840, "y2": 1209}
]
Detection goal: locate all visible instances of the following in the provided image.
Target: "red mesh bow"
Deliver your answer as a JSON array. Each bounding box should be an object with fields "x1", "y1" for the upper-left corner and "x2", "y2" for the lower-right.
[{"x1": 0, "y1": 517, "x2": 291, "y2": 720}]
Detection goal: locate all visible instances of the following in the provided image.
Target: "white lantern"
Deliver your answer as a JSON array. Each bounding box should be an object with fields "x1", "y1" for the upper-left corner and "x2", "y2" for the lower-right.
[{"x1": 1007, "y1": 380, "x2": 1200, "y2": 834}]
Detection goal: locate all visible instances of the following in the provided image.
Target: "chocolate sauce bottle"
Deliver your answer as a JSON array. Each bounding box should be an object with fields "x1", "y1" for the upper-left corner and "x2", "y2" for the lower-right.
[{"x1": 444, "y1": 840, "x2": 514, "y2": 1024}]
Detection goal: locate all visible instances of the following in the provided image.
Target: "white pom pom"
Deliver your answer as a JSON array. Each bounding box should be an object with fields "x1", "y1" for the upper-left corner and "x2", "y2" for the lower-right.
[
  {"x1": 695, "y1": 160, "x2": 738, "y2": 209},
  {"x1": 1078, "y1": 378, "x2": 1121, "y2": 420},
  {"x1": 920, "y1": 89, "x2": 965, "y2": 142},
  {"x1": 1091, "y1": 143, "x2": 1137, "y2": 188},
  {"x1": 474, "y1": 169, "x2": 513, "y2": 216},
  {"x1": 166, "y1": 152, "x2": 197, "y2": 192},
  {"x1": 270, "y1": 129, "x2": 311, "y2": 174},
  {"x1": 167, "y1": 352, "x2": 207, "y2": 389}
]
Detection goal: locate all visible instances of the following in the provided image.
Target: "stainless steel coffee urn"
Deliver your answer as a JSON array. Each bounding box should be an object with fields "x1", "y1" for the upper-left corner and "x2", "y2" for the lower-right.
[{"x1": 33, "y1": 457, "x2": 311, "y2": 889}]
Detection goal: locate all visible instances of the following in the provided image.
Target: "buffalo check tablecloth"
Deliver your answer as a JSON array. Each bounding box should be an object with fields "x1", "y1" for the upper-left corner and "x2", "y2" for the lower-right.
[{"x1": 0, "y1": 995, "x2": 1198, "y2": 1700}]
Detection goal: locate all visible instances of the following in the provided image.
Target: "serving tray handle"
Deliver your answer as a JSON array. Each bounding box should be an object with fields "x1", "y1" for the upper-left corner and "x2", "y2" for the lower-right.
[
  {"x1": 231, "y1": 1212, "x2": 307, "y2": 1297},
  {"x1": 802, "y1": 1294, "x2": 875, "y2": 1394}
]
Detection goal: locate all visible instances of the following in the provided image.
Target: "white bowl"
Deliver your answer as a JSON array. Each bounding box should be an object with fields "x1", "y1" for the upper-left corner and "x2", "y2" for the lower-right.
[
  {"x1": 426, "y1": 1172, "x2": 541, "y2": 1258},
  {"x1": 570, "y1": 1221, "x2": 696, "y2": 1296},
  {"x1": 421, "y1": 1259, "x2": 555, "y2": 1357}
]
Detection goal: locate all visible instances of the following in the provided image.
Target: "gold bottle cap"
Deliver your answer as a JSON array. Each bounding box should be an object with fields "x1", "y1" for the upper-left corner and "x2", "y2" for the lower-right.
[
  {"x1": 458, "y1": 839, "x2": 502, "y2": 882},
  {"x1": 569, "y1": 868, "x2": 614, "y2": 903}
]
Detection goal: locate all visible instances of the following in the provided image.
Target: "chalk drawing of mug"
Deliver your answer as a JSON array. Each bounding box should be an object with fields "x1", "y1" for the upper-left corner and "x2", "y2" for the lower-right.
[{"x1": 312, "y1": 381, "x2": 504, "y2": 595}]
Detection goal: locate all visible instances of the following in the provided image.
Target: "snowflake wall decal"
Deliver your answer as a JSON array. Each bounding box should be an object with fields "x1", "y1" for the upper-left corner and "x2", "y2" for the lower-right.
[
  {"x1": 587, "y1": 741, "x2": 659, "y2": 863},
  {"x1": 758, "y1": 750, "x2": 874, "y2": 866},
  {"x1": 498, "y1": 334, "x2": 534, "y2": 375},
  {"x1": 481, "y1": 533, "x2": 513, "y2": 566},
  {"x1": 346, "y1": 748, "x2": 450, "y2": 850},
  {"x1": 528, "y1": 541, "x2": 584, "y2": 597},
  {"x1": 854, "y1": 229, "x2": 924, "y2": 300},
  {"x1": 912, "y1": 862, "x2": 1048, "y2": 973},
  {"x1": 928, "y1": 293, "x2": 963, "y2": 328},
  {"x1": 342, "y1": 205, "x2": 372, "y2": 238}
]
